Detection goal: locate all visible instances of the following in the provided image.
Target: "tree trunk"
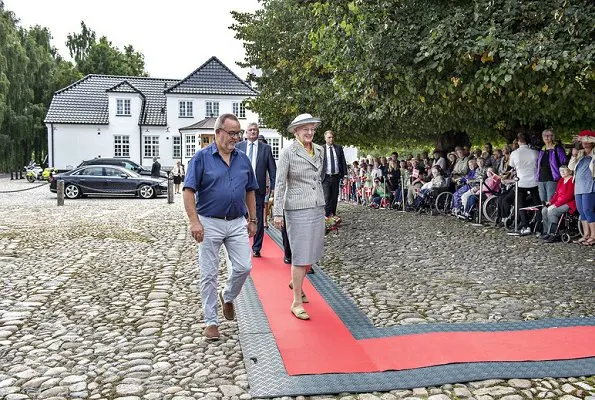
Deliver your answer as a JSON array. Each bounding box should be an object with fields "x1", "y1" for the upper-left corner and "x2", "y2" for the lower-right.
[
  {"x1": 434, "y1": 131, "x2": 471, "y2": 154},
  {"x1": 505, "y1": 121, "x2": 547, "y2": 147}
]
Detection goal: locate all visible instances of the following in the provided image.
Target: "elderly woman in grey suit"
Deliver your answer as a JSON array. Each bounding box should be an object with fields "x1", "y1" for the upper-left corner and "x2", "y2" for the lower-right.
[{"x1": 273, "y1": 113, "x2": 326, "y2": 320}]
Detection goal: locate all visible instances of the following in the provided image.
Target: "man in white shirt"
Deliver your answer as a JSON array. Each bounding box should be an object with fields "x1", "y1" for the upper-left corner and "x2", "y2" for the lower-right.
[{"x1": 509, "y1": 133, "x2": 540, "y2": 235}]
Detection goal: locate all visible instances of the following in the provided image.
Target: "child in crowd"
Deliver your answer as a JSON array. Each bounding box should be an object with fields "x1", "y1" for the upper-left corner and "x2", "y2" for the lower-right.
[
  {"x1": 406, "y1": 159, "x2": 426, "y2": 206},
  {"x1": 364, "y1": 164, "x2": 374, "y2": 189},
  {"x1": 370, "y1": 178, "x2": 391, "y2": 208},
  {"x1": 372, "y1": 161, "x2": 383, "y2": 182}
]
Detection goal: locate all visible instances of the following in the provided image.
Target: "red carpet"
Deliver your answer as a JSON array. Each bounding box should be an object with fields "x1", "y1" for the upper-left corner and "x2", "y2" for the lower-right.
[{"x1": 251, "y1": 235, "x2": 595, "y2": 376}]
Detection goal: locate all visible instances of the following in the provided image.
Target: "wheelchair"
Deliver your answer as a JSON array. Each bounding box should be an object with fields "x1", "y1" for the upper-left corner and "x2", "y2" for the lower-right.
[
  {"x1": 433, "y1": 177, "x2": 456, "y2": 214},
  {"x1": 556, "y1": 211, "x2": 583, "y2": 243},
  {"x1": 412, "y1": 185, "x2": 450, "y2": 216}
]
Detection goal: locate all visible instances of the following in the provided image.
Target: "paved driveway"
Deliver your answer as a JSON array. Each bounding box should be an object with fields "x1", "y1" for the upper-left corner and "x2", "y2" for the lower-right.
[{"x1": 0, "y1": 178, "x2": 593, "y2": 399}]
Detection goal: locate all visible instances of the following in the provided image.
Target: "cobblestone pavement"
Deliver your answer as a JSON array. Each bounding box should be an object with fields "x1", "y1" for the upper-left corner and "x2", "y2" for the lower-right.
[{"x1": 0, "y1": 178, "x2": 593, "y2": 400}]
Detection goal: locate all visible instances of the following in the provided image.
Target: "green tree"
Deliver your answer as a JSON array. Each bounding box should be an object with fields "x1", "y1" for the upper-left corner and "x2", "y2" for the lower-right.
[
  {"x1": 0, "y1": 2, "x2": 81, "y2": 173},
  {"x1": 232, "y1": 0, "x2": 594, "y2": 148},
  {"x1": 0, "y1": 5, "x2": 147, "y2": 175},
  {"x1": 0, "y1": 2, "x2": 31, "y2": 173},
  {"x1": 66, "y1": 21, "x2": 96, "y2": 64},
  {"x1": 67, "y1": 22, "x2": 147, "y2": 76}
]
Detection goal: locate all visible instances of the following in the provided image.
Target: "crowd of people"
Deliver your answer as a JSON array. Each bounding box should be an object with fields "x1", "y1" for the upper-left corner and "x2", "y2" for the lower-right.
[
  {"x1": 341, "y1": 129, "x2": 595, "y2": 246},
  {"x1": 181, "y1": 112, "x2": 593, "y2": 339}
]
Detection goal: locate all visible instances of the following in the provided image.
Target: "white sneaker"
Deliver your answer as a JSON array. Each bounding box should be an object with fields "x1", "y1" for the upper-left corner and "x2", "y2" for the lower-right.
[{"x1": 519, "y1": 227, "x2": 532, "y2": 236}]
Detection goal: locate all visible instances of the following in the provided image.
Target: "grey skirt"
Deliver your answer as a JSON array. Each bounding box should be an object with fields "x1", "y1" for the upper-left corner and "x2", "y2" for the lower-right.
[{"x1": 285, "y1": 206, "x2": 325, "y2": 266}]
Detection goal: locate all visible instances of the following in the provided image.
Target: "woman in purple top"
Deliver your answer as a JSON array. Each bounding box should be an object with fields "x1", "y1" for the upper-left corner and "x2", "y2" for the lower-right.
[{"x1": 536, "y1": 129, "x2": 567, "y2": 203}]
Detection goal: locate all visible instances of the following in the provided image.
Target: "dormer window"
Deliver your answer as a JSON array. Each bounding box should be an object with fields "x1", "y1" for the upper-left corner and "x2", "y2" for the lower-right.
[
  {"x1": 116, "y1": 99, "x2": 131, "y2": 116},
  {"x1": 179, "y1": 101, "x2": 193, "y2": 118}
]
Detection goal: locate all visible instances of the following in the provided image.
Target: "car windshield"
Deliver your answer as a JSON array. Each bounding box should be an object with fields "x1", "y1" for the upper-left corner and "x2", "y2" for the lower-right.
[{"x1": 126, "y1": 169, "x2": 141, "y2": 178}]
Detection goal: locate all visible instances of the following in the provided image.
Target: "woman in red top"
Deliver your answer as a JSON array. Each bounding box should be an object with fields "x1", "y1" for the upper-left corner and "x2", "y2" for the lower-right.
[{"x1": 540, "y1": 165, "x2": 576, "y2": 243}]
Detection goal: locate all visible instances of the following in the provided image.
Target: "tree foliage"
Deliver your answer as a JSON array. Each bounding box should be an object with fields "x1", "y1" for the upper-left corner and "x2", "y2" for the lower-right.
[
  {"x1": 67, "y1": 22, "x2": 147, "y2": 76},
  {"x1": 0, "y1": 1, "x2": 148, "y2": 172},
  {"x1": 232, "y1": 0, "x2": 594, "y2": 148}
]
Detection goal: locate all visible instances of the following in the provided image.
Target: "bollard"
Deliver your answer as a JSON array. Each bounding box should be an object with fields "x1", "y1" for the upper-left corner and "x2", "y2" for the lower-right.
[
  {"x1": 57, "y1": 180, "x2": 64, "y2": 206},
  {"x1": 167, "y1": 177, "x2": 174, "y2": 204}
]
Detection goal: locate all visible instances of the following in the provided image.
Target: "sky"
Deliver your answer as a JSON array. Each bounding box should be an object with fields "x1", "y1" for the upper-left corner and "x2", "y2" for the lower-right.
[{"x1": 3, "y1": 0, "x2": 262, "y2": 80}]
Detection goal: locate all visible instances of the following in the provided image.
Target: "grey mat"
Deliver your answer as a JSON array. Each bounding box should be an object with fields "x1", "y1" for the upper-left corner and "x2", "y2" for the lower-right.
[{"x1": 235, "y1": 228, "x2": 595, "y2": 398}]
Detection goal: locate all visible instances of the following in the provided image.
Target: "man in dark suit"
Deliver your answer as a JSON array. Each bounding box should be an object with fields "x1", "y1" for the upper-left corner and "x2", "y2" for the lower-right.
[
  {"x1": 236, "y1": 122, "x2": 276, "y2": 257},
  {"x1": 151, "y1": 157, "x2": 161, "y2": 178},
  {"x1": 322, "y1": 130, "x2": 348, "y2": 217}
]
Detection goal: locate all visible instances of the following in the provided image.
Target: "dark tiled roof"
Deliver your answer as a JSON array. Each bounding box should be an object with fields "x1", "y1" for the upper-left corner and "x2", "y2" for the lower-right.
[
  {"x1": 106, "y1": 80, "x2": 144, "y2": 95},
  {"x1": 45, "y1": 75, "x2": 178, "y2": 126},
  {"x1": 179, "y1": 117, "x2": 217, "y2": 131},
  {"x1": 165, "y1": 56, "x2": 258, "y2": 96}
]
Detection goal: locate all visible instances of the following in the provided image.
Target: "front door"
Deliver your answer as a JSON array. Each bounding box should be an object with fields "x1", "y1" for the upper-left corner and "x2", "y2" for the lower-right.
[{"x1": 201, "y1": 134, "x2": 214, "y2": 148}]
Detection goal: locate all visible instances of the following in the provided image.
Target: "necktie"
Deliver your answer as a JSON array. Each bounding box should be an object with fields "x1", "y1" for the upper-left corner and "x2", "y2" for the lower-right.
[
  {"x1": 248, "y1": 142, "x2": 254, "y2": 163},
  {"x1": 329, "y1": 146, "x2": 336, "y2": 174}
]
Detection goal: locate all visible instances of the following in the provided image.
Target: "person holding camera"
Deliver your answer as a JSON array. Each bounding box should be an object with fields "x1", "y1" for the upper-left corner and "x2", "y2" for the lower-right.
[{"x1": 568, "y1": 130, "x2": 595, "y2": 245}]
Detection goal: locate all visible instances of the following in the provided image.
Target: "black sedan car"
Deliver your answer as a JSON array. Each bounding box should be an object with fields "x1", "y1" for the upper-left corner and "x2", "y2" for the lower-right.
[
  {"x1": 50, "y1": 165, "x2": 168, "y2": 199},
  {"x1": 77, "y1": 158, "x2": 169, "y2": 179}
]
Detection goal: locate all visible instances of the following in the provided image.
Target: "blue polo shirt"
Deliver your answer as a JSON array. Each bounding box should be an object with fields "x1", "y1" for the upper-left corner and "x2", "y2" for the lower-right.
[{"x1": 184, "y1": 143, "x2": 259, "y2": 218}]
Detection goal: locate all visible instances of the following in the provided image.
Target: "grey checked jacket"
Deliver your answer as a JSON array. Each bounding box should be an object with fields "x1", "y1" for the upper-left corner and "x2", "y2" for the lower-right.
[{"x1": 273, "y1": 141, "x2": 326, "y2": 217}]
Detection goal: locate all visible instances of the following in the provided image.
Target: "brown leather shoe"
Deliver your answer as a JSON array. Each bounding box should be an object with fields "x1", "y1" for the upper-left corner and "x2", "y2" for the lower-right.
[
  {"x1": 204, "y1": 325, "x2": 220, "y2": 341},
  {"x1": 219, "y1": 290, "x2": 235, "y2": 321}
]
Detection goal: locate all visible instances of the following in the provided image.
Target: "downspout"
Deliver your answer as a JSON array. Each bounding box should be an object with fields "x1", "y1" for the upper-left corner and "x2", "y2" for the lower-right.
[
  {"x1": 139, "y1": 125, "x2": 143, "y2": 165},
  {"x1": 50, "y1": 123, "x2": 55, "y2": 167},
  {"x1": 179, "y1": 129, "x2": 183, "y2": 166}
]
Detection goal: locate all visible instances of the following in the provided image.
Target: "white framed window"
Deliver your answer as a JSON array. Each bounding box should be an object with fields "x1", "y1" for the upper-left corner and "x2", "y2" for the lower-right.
[
  {"x1": 173, "y1": 136, "x2": 181, "y2": 158},
  {"x1": 232, "y1": 102, "x2": 246, "y2": 119},
  {"x1": 114, "y1": 135, "x2": 130, "y2": 157},
  {"x1": 116, "y1": 99, "x2": 131, "y2": 116},
  {"x1": 186, "y1": 135, "x2": 196, "y2": 157},
  {"x1": 143, "y1": 136, "x2": 160, "y2": 158},
  {"x1": 179, "y1": 101, "x2": 193, "y2": 117},
  {"x1": 268, "y1": 137, "x2": 280, "y2": 160},
  {"x1": 205, "y1": 101, "x2": 219, "y2": 117}
]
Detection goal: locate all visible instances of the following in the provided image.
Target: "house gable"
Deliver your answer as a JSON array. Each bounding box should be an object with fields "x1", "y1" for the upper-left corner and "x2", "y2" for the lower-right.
[{"x1": 165, "y1": 56, "x2": 258, "y2": 96}]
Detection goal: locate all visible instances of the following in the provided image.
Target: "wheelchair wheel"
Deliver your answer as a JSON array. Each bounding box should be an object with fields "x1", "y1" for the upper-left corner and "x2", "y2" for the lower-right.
[
  {"x1": 482, "y1": 196, "x2": 499, "y2": 223},
  {"x1": 435, "y1": 191, "x2": 453, "y2": 214},
  {"x1": 561, "y1": 233, "x2": 572, "y2": 243}
]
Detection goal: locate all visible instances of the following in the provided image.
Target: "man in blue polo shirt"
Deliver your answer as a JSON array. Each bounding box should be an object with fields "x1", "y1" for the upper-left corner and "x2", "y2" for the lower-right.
[{"x1": 183, "y1": 113, "x2": 258, "y2": 341}]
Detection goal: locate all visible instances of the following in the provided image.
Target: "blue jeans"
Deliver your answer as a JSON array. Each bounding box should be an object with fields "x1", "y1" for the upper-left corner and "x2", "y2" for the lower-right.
[
  {"x1": 538, "y1": 181, "x2": 558, "y2": 203},
  {"x1": 576, "y1": 192, "x2": 595, "y2": 223},
  {"x1": 198, "y1": 216, "x2": 252, "y2": 326}
]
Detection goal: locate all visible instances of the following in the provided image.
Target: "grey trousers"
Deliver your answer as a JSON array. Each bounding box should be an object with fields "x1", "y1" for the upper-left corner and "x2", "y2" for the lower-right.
[
  {"x1": 541, "y1": 204, "x2": 569, "y2": 234},
  {"x1": 198, "y1": 216, "x2": 252, "y2": 326}
]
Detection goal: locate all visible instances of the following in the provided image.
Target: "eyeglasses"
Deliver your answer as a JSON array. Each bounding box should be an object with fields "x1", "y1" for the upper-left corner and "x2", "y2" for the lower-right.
[{"x1": 218, "y1": 128, "x2": 244, "y2": 138}]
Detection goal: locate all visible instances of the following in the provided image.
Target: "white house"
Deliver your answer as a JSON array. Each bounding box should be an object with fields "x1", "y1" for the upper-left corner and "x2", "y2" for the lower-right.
[{"x1": 44, "y1": 56, "x2": 293, "y2": 170}]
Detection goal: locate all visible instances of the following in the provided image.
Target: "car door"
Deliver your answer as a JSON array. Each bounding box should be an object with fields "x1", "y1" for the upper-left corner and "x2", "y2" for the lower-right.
[
  {"x1": 76, "y1": 167, "x2": 104, "y2": 193},
  {"x1": 104, "y1": 166, "x2": 135, "y2": 194}
]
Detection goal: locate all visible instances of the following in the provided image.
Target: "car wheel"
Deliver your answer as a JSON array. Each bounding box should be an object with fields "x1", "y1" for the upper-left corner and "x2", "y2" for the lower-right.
[
  {"x1": 64, "y1": 184, "x2": 81, "y2": 199},
  {"x1": 138, "y1": 184, "x2": 155, "y2": 199}
]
